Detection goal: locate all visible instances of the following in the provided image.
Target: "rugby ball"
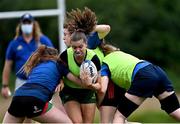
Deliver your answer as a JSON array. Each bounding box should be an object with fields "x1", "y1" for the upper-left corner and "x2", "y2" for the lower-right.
[{"x1": 80, "y1": 60, "x2": 98, "y2": 84}]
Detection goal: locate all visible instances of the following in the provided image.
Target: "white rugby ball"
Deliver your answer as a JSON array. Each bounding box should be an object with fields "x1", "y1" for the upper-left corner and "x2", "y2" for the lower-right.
[{"x1": 80, "y1": 60, "x2": 98, "y2": 84}]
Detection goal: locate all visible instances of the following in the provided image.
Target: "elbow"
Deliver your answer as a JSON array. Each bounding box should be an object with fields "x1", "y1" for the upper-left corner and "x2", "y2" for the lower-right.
[{"x1": 105, "y1": 25, "x2": 111, "y2": 33}]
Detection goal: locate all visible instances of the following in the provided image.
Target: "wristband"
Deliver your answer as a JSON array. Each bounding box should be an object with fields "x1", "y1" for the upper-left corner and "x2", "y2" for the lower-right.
[{"x1": 2, "y1": 84, "x2": 8, "y2": 88}]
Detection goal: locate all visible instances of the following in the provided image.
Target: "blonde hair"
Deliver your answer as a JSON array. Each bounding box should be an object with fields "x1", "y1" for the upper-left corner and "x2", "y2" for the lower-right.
[
  {"x1": 22, "y1": 45, "x2": 59, "y2": 75},
  {"x1": 14, "y1": 20, "x2": 42, "y2": 42}
]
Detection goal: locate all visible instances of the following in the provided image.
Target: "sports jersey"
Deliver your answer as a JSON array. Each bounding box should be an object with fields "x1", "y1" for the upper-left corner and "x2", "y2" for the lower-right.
[
  {"x1": 6, "y1": 35, "x2": 53, "y2": 80},
  {"x1": 87, "y1": 32, "x2": 101, "y2": 49},
  {"x1": 102, "y1": 51, "x2": 142, "y2": 89},
  {"x1": 61, "y1": 47, "x2": 100, "y2": 88},
  {"x1": 87, "y1": 32, "x2": 104, "y2": 64},
  {"x1": 14, "y1": 60, "x2": 69, "y2": 102}
]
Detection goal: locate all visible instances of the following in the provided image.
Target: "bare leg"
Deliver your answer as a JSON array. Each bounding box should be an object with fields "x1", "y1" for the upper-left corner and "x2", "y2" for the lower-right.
[
  {"x1": 99, "y1": 106, "x2": 116, "y2": 123},
  {"x1": 64, "y1": 101, "x2": 83, "y2": 123},
  {"x1": 3, "y1": 111, "x2": 25, "y2": 123},
  {"x1": 33, "y1": 106, "x2": 72, "y2": 123},
  {"x1": 113, "y1": 110, "x2": 126, "y2": 123},
  {"x1": 81, "y1": 103, "x2": 96, "y2": 123},
  {"x1": 23, "y1": 118, "x2": 33, "y2": 123},
  {"x1": 169, "y1": 108, "x2": 180, "y2": 121},
  {"x1": 51, "y1": 92, "x2": 67, "y2": 114},
  {"x1": 113, "y1": 93, "x2": 145, "y2": 123}
]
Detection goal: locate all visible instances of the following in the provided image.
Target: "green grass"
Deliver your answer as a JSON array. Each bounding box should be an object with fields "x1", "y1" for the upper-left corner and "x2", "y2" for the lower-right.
[
  {"x1": 166, "y1": 69, "x2": 180, "y2": 92},
  {"x1": 129, "y1": 111, "x2": 178, "y2": 123},
  {"x1": 1, "y1": 71, "x2": 180, "y2": 123}
]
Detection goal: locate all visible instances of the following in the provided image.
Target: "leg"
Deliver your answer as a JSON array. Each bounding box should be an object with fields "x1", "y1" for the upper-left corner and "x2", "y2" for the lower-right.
[
  {"x1": 81, "y1": 103, "x2": 96, "y2": 123},
  {"x1": 23, "y1": 118, "x2": 33, "y2": 123},
  {"x1": 3, "y1": 111, "x2": 25, "y2": 123},
  {"x1": 51, "y1": 92, "x2": 67, "y2": 114},
  {"x1": 113, "y1": 93, "x2": 144, "y2": 123},
  {"x1": 33, "y1": 106, "x2": 72, "y2": 123},
  {"x1": 158, "y1": 91, "x2": 180, "y2": 121},
  {"x1": 113, "y1": 110, "x2": 126, "y2": 123},
  {"x1": 99, "y1": 106, "x2": 117, "y2": 123},
  {"x1": 64, "y1": 101, "x2": 83, "y2": 123},
  {"x1": 169, "y1": 108, "x2": 180, "y2": 121}
]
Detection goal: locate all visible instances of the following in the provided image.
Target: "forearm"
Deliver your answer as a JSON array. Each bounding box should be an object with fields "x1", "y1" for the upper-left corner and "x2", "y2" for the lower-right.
[
  {"x1": 2, "y1": 61, "x2": 12, "y2": 86},
  {"x1": 94, "y1": 25, "x2": 111, "y2": 39},
  {"x1": 96, "y1": 90, "x2": 106, "y2": 106},
  {"x1": 94, "y1": 25, "x2": 111, "y2": 33},
  {"x1": 66, "y1": 73, "x2": 82, "y2": 86}
]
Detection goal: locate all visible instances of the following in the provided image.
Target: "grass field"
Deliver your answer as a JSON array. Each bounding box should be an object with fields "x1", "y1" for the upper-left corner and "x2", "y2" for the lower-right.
[
  {"x1": 0, "y1": 71, "x2": 179, "y2": 123},
  {"x1": 0, "y1": 93, "x2": 179, "y2": 123}
]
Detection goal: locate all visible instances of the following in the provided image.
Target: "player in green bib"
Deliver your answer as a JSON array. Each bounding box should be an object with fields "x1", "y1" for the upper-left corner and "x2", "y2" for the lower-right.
[
  {"x1": 98, "y1": 50, "x2": 180, "y2": 123},
  {"x1": 66, "y1": 7, "x2": 129, "y2": 123},
  {"x1": 59, "y1": 31, "x2": 101, "y2": 123}
]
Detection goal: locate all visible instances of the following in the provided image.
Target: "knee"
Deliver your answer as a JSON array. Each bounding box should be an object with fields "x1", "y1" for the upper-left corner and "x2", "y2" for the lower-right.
[
  {"x1": 160, "y1": 93, "x2": 180, "y2": 114},
  {"x1": 72, "y1": 117, "x2": 83, "y2": 123}
]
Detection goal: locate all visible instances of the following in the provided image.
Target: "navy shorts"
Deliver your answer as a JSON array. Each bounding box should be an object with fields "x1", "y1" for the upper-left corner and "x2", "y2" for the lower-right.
[
  {"x1": 128, "y1": 64, "x2": 174, "y2": 98},
  {"x1": 100, "y1": 79, "x2": 126, "y2": 107},
  {"x1": 8, "y1": 96, "x2": 52, "y2": 118}
]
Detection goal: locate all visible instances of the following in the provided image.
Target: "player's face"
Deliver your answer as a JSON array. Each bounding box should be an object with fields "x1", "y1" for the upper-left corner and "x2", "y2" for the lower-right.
[
  {"x1": 63, "y1": 28, "x2": 71, "y2": 47},
  {"x1": 71, "y1": 39, "x2": 87, "y2": 58}
]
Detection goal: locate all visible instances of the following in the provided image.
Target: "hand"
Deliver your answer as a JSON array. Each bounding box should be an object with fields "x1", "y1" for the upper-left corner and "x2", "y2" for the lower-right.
[
  {"x1": 80, "y1": 71, "x2": 92, "y2": 87},
  {"x1": 1, "y1": 86, "x2": 11, "y2": 99},
  {"x1": 55, "y1": 80, "x2": 64, "y2": 92},
  {"x1": 88, "y1": 82, "x2": 101, "y2": 91}
]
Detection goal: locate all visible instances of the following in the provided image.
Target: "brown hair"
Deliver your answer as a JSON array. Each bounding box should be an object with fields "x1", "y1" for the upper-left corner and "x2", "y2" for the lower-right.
[
  {"x1": 101, "y1": 40, "x2": 120, "y2": 55},
  {"x1": 22, "y1": 45, "x2": 59, "y2": 75},
  {"x1": 70, "y1": 31, "x2": 87, "y2": 43},
  {"x1": 14, "y1": 20, "x2": 42, "y2": 42},
  {"x1": 67, "y1": 7, "x2": 97, "y2": 35},
  {"x1": 66, "y1": 7, "x2": 119, "y2": 55}
]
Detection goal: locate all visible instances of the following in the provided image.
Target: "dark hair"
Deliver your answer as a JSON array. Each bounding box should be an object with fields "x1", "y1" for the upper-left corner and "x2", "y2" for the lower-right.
[
  {"x1": 67, "y1": 7, "x2": 97, "y2": 35},
  {"x1": 20, "y1": 13, "x2": 34, "y2": 22},
  {"x1": 70, "y1": 31, "x2": 87, "y2": 43}
]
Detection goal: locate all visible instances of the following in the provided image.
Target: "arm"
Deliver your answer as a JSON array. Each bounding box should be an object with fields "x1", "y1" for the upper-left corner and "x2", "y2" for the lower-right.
[
  {"x1": 66, "y1": 72, "x2": 82, "y2": 86},
  {"x1": 67, "y1": 70, "x2": 101, "y2": 90},
  {"x1": 88, "y1": 75, "x2": 101, "y2": 91},
  {"x1": 96, "y1": 76, "x2": 109, "y2": 106},
  {"x1": 94, "y1": 25, "x2": 111, "y2": 39},
  {"x1": 1, "y1": 60, "x2": 13, "y2": 98}
]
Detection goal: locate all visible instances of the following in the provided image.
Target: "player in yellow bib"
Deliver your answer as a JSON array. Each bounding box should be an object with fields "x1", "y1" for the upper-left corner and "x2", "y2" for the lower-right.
[
  {"x1": 98, "y1": 50, "x2": 180, "y2": 123},
  {"x1": 59, "y1": 31, "x2": 101, "y2": 123},
  {"x1": 66, "y1": 7, "x2": 130, "y2": 123}
]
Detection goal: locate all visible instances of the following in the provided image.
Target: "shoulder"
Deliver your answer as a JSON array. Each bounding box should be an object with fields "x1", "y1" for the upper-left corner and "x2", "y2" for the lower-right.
[
  {"x1": 60, "y1": 50, "x2": 68, "y2": 63},
  {"x1": 7, "y1": 38, "x2": 21, "y2": 48},
  {"x1": 40, "y1": 35, "x2": 53, "y2": 46},
  {"x1": 91, "y1": 55, "x2": 101, "y2": 71},
  {"x1": 40, "y1": 35, "x2": 50, "y2": 39},
  {"x1": 60, "y1": 49, "x2": 67, "y2": 57}
]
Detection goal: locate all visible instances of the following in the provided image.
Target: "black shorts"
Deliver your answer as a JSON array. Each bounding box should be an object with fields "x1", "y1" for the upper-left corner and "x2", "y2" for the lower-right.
[
  {"x1": 8, "y1": 96, "x2": 52, "y2": 118},
  {"x1": 60, "y1": 85, "x2": 96, "y2": 104},
  {"x1": 100, "y1": 80, "x2": 126, "y2": 107},
  {"x1": 128, "y1": 64, "x2": 174, "y2": 98}
]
